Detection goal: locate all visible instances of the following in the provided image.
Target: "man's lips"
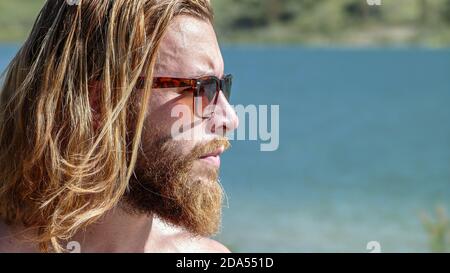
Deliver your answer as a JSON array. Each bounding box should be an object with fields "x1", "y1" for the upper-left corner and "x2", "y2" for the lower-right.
[{"x1": 199, "y1": 146, "x2": 225, "y2": 167}]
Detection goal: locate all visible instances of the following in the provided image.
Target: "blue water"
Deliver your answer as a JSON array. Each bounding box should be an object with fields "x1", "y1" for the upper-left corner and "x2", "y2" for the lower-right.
[{"x1": 1, "y1": 45, "x2": 450, "y2": 252}]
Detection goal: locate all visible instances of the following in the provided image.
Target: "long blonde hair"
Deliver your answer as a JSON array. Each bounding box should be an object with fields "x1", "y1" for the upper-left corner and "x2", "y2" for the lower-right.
[{"x1": 0, "y1": 0, "x2": 213, "y2": 252}]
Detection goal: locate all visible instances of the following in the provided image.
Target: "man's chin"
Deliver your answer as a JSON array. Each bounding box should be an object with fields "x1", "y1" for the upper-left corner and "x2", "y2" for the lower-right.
[
  {"x1": 123, "y1": 161, "x2": 224, "y2": 237},
  {"x1": 123, "y1": 137, "x2": 229, "y2": 237},
  {"x1": 122, "y1": 176, "x2": 224, "y2": 237}
]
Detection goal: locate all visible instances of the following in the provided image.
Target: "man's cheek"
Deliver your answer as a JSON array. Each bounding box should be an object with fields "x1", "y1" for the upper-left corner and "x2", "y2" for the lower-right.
[{"x1": 170, "y1": 103, "x2": 206, "y2": 141}]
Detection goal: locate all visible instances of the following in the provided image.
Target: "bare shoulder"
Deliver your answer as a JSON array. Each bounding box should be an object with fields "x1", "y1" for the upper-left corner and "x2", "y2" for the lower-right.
[
  {"x1": 0, "y1": 221, "x2": 13, "y2": 252},
  {"x1": 150, "y1": 217, "x2": 231, "y2": 253},
  {"x1": 0, "y1": 221, "x2": 38, "y2": 253},
  {"x1": 0, "y1": 221, "x2": 18, "y2": 252},
  {"x1": 174, "y1": 233, "x2": 231, "y2": 253}
]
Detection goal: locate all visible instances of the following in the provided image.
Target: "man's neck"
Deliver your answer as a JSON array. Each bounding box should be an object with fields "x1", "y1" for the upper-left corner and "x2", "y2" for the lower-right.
[
  {"x1": 0, "y1": 208, "x2": 185, "y2": 253},
  {"x1": 69, "y1": 207, "x2": 154, "y2": 253}
]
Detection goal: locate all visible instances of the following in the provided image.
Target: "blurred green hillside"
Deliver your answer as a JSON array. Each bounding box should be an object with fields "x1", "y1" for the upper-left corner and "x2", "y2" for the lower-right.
[
  {"x1": 1, "y1": 0, "x2": 450, "y2": 46},
  {"x1": 0, "y1": 0, "x2": 46, "y2": 42},
  {"x1": 212, "y1": 0, "x2": 450, "y2": 46}
]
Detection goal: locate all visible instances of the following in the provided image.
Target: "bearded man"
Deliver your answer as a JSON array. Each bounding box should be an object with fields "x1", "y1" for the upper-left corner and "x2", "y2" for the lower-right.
[{"x1": 0, "y1": 0, "x2": 239, "y2": 253}]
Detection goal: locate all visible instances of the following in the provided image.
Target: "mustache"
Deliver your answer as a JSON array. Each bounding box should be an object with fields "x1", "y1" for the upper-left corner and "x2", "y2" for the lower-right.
[
  {"x1": 190, "y1": 137, "x2": 231, "y2": 159},
  {"x1": 139, "y1": 136, "x2": 232, "y2": 171}
]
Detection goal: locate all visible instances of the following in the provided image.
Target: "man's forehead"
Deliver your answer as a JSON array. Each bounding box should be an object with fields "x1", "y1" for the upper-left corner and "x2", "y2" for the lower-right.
[{"x1": 154, "y1": 15, "x2": 224, "y2": 78}]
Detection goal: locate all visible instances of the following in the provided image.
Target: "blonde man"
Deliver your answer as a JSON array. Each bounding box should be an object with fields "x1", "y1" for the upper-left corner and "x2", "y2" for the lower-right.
[{"x1": 0, "y1": 0, "x2": 239, "y2": 252}]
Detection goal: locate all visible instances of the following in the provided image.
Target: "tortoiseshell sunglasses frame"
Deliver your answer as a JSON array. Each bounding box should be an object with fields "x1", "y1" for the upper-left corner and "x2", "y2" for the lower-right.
[{"x1": 136, "y1": 74, "x2": 232, "y2": 118}]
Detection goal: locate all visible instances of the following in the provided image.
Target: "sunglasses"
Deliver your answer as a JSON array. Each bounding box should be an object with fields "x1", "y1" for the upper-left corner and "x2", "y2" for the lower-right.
[{"x1": 137, "y1": 74, "x2": 232, "y2": 118}]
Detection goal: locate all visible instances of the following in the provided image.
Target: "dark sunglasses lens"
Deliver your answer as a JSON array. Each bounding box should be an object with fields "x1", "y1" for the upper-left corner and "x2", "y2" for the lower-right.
[
  {"x1": 223, "y1": 75, "x2": 232, "y2": 100},
  {"x1": 195, "y1": 75, "x2": 233, "y2": 118},
  {"x1": 200, "y1": 79, "x2": 217, "y2": 103}
]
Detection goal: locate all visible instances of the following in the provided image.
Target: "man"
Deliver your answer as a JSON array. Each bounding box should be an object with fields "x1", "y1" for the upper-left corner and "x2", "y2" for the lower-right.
[{"x1": 0, "y1": 0, "x2": 238, "y2": 252}]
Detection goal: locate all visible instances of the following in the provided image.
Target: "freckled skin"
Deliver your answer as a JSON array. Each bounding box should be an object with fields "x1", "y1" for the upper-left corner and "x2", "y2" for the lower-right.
[{"x1": 0, "y1": 15, "x2": 238, "y2": 253}]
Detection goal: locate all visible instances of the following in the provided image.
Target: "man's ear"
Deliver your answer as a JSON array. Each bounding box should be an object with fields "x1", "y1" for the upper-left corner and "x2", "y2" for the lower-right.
[{"x1": 88, "y1": 80, "x2": 102, "y2": 132}]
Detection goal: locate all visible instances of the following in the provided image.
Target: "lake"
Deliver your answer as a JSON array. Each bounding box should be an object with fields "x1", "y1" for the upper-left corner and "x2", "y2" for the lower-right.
[{"x1": 1, "y1": 45, "x2": 450, "y2": 252}]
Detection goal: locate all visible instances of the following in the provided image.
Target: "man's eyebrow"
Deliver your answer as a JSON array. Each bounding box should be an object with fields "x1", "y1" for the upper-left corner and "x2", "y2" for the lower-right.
[{"x1": 192, "y1": 71, "x2": 224, "y2": 78}]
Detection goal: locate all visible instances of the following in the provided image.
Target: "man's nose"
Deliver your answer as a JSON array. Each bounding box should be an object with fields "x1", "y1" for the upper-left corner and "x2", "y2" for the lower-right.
[{"x1": 208, "y1": 91, "x2": 239, "y2": 136}]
